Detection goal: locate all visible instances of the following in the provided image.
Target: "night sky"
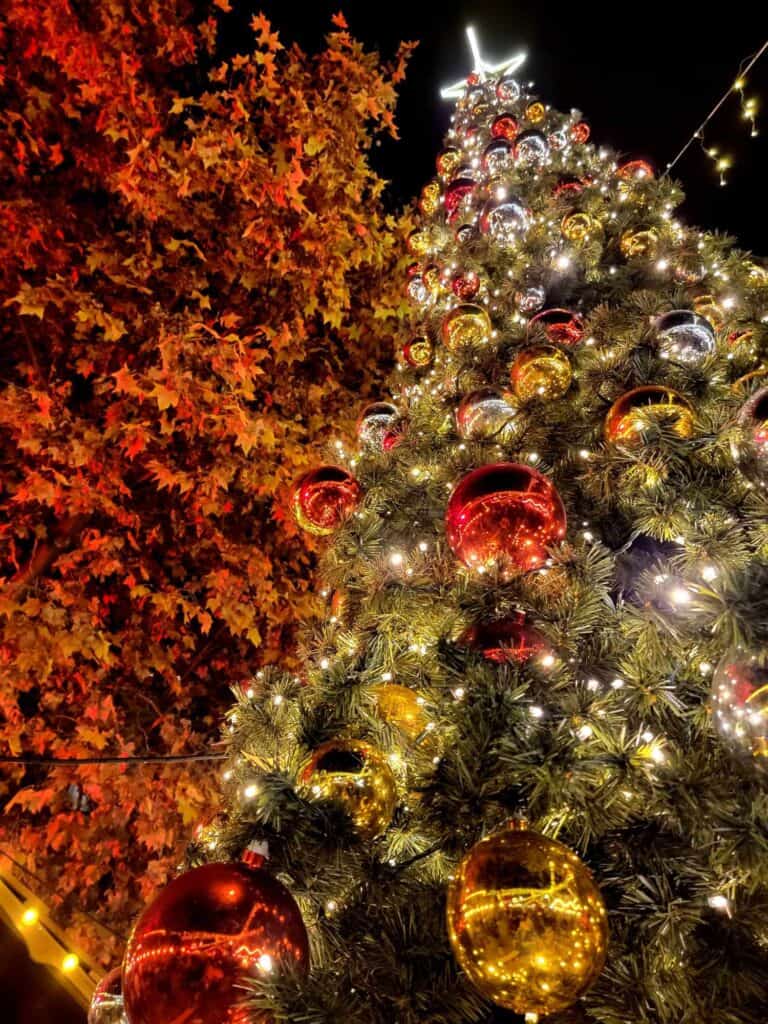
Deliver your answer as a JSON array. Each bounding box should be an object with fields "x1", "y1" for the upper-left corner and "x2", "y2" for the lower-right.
[{"x1": 7, "y1": 4, "x2": 768, "y2": 1021}]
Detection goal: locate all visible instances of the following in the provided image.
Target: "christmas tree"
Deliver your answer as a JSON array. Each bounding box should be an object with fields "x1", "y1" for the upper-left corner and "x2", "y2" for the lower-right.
[{"x1": 109, "y1": 26, "x2": 768, "y2": 1024}]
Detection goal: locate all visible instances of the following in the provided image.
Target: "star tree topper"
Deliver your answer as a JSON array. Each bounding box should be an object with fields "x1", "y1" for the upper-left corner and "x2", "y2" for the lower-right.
[{"x1": 440, "y1": 25, "x2": 527, "y2": 99}]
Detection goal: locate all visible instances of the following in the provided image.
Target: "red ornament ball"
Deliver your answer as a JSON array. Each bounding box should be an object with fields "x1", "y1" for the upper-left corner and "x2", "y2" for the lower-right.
[
  {"x1": 461, "y1": 613, "x2": 547, "y2": 664},
  {"x1": 444, "y1": 177, "x2": 476, "y2": 223},
  {"x1": 616, "y1": 158, "x2": 655, "y2": 181},
  {"x1": 402, "y1": 336, "x2": 434, "y2": 368},
  {"x1": 445, "y1": 463, "x2": 567, "y2": 574},
  {"x1": 491, "y1": 113, "x2": 519, "y2": 141},
  {"x1": 452, "y1": 271, "x2": 481, "y2": 300},
  {"x1": 529, "y1": 308, "x2": 585, "y2": 346},
  {"x1": 292, "y1": 466, "x2": 361, "y2": 535},
  {"x1": 122, "y1": 862, "x2": 309, "y2": 1024},
  {"x1": 552, "y1": 176, "x2": 585, "y2": 198},
  {"x1": 570, "y1": 121, "x2": 590, "y2": 144},
  {"x1": 89, "y1": 967, "x2": 123, "y2": 1024}
]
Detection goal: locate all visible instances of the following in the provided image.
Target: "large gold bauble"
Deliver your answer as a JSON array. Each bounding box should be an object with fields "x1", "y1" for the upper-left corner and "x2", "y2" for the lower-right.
[
  {"x1": 419, "y1": 180, "x2": 441, "y2": 217},
  {"x1": 619, "y1": 226, "x2": 659, "y2": 259},
  {"x1": 374, "y1": 683, "x2": 428, "y2": 742},
  {"x1": 298, "y1": 738, "x2": 397, "y2": 839},
  {"x1": 561, "y1": 212, "x2": 594, "y2": 244},
  {"x1": 525, "y1": 101, "x2": 546, "y2": 124},
  {"x1": 442, "y1": 304, "x2": 492, "y2": 350},
  {"x1": 447, "y1": 824, "x2": 608, "y2": 1016},
  {"x1": 604, "y1": 386, "x2": 694, "y2": 446},
  {"x1": 510, "y1": 345, "x2": 572, "y2": 403}
]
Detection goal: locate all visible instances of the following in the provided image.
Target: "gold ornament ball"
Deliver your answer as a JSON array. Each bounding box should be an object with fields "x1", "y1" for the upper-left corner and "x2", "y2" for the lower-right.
[
  {"x1": 525, "y1": 101, "x2": 546, "y2": 124},
  {"x1": 419, "y1": 180, "x2": 441, "y2": 217},
  {"x1": 561, "y1": 212, "x2": 594, "y2": 244},
  {"x1": 511, "y1": 345, "x2": 572, "y2": 403},
  {"x1": 619, "y1": 227, "x2": 659, "y2": 259},
  {"x1": 447, "y1": 823, "x2": 608, "y2": 1016},
  {"x1": 298, "y1": 738, "x2": 398, "y2": 839},
  {"x1": 442, "y1": 304, "x2": 492, "y2": 350},
  {"x1": 436, "y1": 147, "x2": 462, "y2": 180},
  {"x1": 374, "y1": 683, "x2": 428, "y2": 742},
  {"x1": 407, "y1": 228, "x2": 430, "y2": 257},
  {"x1": 604, "y1": 386, "x2": 694, "y2": 446}
]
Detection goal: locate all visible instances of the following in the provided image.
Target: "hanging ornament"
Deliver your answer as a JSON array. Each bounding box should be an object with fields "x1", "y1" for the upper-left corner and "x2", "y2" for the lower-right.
[
  {"x1": 442, "y1": 304, "x2": 492, "y2": 350},
  {"x1": 455, "y1": 222, "x2": 477, "y2": 245},
  {"x1": 374, "y1": 684, "x2": 429, "y2": 742},
  {"x1": 423, "y1": 263, "x2": 444, "y2": 298},
  {"x1": 655, "y1": 310, "x2": 716, "y2": 365},
  {"x1": 123, "y1": 860, "x2": 309, "y2": 1024},
  {"x1": 604, "y1": 386, "x2": 694, "y2": 446},
  {"x1": 511, "y1": 345, "x2": 573, "y2": 403},
  {"x1": 548, "y1": 128, "x2": 569, "y2": 151},
  {"x1": 482, "y1": 139, "x2": 513, "y2": 175},
  {"x1": 451, "y1": 270, "x2": 481, "y2": 300},
  {"x1": 553, "y1": 175, "x2": 586, "y2": 197},
  {"x1": 692, "y1": 294, "x2": 725, "y2": 330},
  {"x1": 460, "y1": 613, "x2": 546, "y2": 663},
  {"x1": 514, "y1": 129, "x2": 550, "y2": 166},
  {"x1": 529, "y1": 308, "x2": 585, "y2": 346},
  {"x1": 616, "y1": 158, "x2": 655, "y2": 181},
  {"x1": 712, "y1": 646, "x2": 768, "y2": 760},
  {"x1": 491, "y1": 113, "x2": 519, "y2": 141},
  {"x1": 496, "y1": 74, "x2": 521, "y2": 103},
  {"x1": 456, "y1": 388, "x2": 521, "y2": 442},
  {"x1": 620, "y1": 226, "x2": 659, "y2": 259},
  {"x1": 406, "y1": 229, "x2": 430, "y2": 257},
  {"x1": 357, "y1": 402, "x2": 399, "y2": 452},
  {"x1": 383, "y1": 425, "x2": 406, "y2": 451},
  {"x1": 514, "y1": 284, "x2": 547, "y2": 314},
  {"x1": 402, "y1": 336, "x2": 433, "y2": 368},
  {"x1": 732, "y1": 387, "x2": 768, "y2": 479},
  {"x1": 292, "y1": 466, "x2": 361, "y2": 535},
  {"x1": 479, "y1": 195, "x2": 531, "y2": 246},
  {"x1": 561, "y1": 211, "x2": 595, "y2": 243},
  {"x1": 444, "y1": 177, "x2": 476, "y2": 223},
  {"x1": 446, "y1": 822, "x2": 608, "y2": 1016},
  {"x1": 298, "y1": 738, "x2": 398, "y2": 839},
  {"x1": 419, "y1": 180, "x2": 441, "y2": 217},
  {"x1": 436, "y1": 148, "x2": 462, "y2": 180},
  {"x1": 406, "y1": 273, "x2": 430, "y2": 306},
  {"x1": 445, "y1": 462, "x2": 567, "y2": 574},
  {"x1": 571, "y1": 120, "x2": 590, "y2": 144},
  {"x1": 89, "y1": 967, "x2": 123, "y2": 1024},
  {"x1": 525, "y1": 101, "x2": 546, "y2": 124}
]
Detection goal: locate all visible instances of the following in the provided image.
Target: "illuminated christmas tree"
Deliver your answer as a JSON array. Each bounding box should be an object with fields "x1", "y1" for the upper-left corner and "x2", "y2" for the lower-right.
[{"x1": 111, "y1": 26, "x2": 768, "y2": 1024}]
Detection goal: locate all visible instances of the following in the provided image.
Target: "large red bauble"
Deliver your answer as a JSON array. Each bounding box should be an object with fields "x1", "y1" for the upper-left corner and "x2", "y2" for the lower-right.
[
  {"x1": 443, "y1": 177, "x2": 476, "y2": 223},
  {"x1": 123, "y1": 862, "x2": 309, "y2": 1024},
  {"x1": 445, "y1": 463, "x2": 566, "y2": 574},
  {"x1": 528, "y1": 308, "x2": 585, "y2": 346},
  {"x1": 292, "y1": 466, "x2": 361, "y2": 535},
  {"x1": 460, "y1": 613, "x2": 546, "y2": 663}
]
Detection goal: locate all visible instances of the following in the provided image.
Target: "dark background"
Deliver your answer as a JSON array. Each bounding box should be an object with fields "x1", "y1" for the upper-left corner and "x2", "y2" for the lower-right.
[{"x1": 7, "y1": 3, "x2": 768, "y2": 1021}]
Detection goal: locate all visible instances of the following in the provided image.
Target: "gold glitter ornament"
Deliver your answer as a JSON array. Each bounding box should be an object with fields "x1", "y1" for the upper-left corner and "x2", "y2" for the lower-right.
[
  {"x1": 441, "y1": 303, "x2": 492, "y2": 350},
  {"x1": 561, "y1": 211, "x2": 594, "y2": 243},
  {"x1": 525, "y1": 101, "x2": 546, "y2": 124},
  {"x1": 619, "y1": 226, "x2": 659, "y2": 259},
  {"x1": 511, "y1": 345, "x2": 573, "y2": 403},
  {"x1": 419, "y1": 180, "x2": 441, "y2": 216}
]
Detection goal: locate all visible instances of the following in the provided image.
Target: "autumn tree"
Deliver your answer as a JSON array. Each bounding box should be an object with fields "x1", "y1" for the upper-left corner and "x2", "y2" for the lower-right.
[{"x1": 0, "y1": 1, "x2": 413, "y2": 963}]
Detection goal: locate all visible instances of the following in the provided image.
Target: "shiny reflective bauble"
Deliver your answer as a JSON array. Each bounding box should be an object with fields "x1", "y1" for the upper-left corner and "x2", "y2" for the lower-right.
[
  {"x1": 525, "y1": 101, "x2": 546, "y2": 124},
  {"x1": 455, "y1": 222, "x2": 477, "y2": 245},
  {"x1": 406, "y1": 229, "x2": 429, "y2": 256},
  {"x1": 571, "y1": 120, "x2": 590, "y2": 144},
  {"x1": 483, "y1": 139, "x2": 513, "y2": 176},
  {"x1": 620, "y1": 227, "x2": 659, "y2": 259},
  {"x1": 480, "y1": 196, "x2": 531, "y2": 246},
  {"x1": 491, "y1": 113, "x2": 519, "y2": 141},
  {"x1": 122, "y1": 863, "x2": 309, "y2": 1024},
  {"x1": 616, "y1": 158, "x2": 655, "y2": 181},
  {"x1": 511, "y1": 345, "x2": 573, "y2": 403},
  {"x1": 374, "y1": 683, "x2": 428, "y2": 742},
  {"x1": 442, "y1": 304, "x2": 492, "y2": 350},
  {"x1": 548, "y1": 128, "x2": 569, "y2": 151},
  {"x1": 89, "y1": 967, "x2": 124, "y2": 1024},
  {"x1": 456, "y1": 388, "x2": 520, "y2": 441},
  {"x1": 514, "y1": 129, "x2": 549, "y2": 166},
  {"x1": 529, "y1": 308, "x2": 585, "y2": 346},
  {"x1": 406, "y1": 273, "x2": 429, "y2": 306},
  {"x1": 656, "y1": 310, "x2": 716, "y2": 365},
  {"x1": 447, "y1": 824, "x2": 608, "y2": 1015},
  {"x1": 402, "y1": 336, "x2": 433, "y2": 368},
  {"x1": 436, "y1": 147, "x2": 462, "y2": 180},
  {"x1": 496, "y1": 74, "x2": 521, "y2": 102},
  {"x1": 461, "y1": 613, "x2": 546, "y2": 663},
  {"x1": 514, "y1": 284, "x2": 547, "y2": 315},
  {"x1": 452, "y1": 271, "x2": 481, "y2": 300},
  {"x1": 604, "y1": 386, "x2": 694, "y2": 446},
  {"x1": 357, "y1": 402, "x2": 399, "y2": 451},
  {"x1": 712, "y1": 646, "x2": 768, "y2": 759},
  {"x1": 553, "y1": 175, "x2": 585, "y2": 197},
  {"x1": 445, "y1": 463, "x2": 567, "y2": 574},
  {"x1": 733, "y1": 387, "x2": 768, "y2": 479},
  {"x1": 292, "y1": 466, "x2": 361, "y2": 535},
  {"x1": 419, "y1": 180, "x2": 441, "y2": 217},
  {"x1": 444, "y1": 177, "x2": 476, "y2": 223},
  {"x1": 298, "y1": 738, "x2": 398, "y2": 839},
  {"x1": 423, "y1": 263, "x2": 443, "y2": 298},
  {"x1": 561, "y1": 211, "x2": 594, "y2": 243}
]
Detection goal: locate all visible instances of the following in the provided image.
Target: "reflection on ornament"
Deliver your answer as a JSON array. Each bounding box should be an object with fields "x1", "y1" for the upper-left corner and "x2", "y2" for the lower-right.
[
  {"x1": 382, "y1": 427, "x2": 405, "y2": 451},
  {"x1": 732, "y1": 387, "x2": 768, "y2": 479},
  {"x1": 452, "y1": 271, "x2": 481, "y2": 300},
  {"x1": 482, "y1": 139, "x2": 513, "y2": 175},
  {"x1": 419, "y1": 180, "x2": 441, "y2": 217},
  {"x1": 548, "y1": 129, "x2": 569, "y2": 151},
  {"x1": 446, "y1": 823, "x2": 608, "y2": 1015},
  {"x1": 511, "y1": 345, "x2": 573, "y2": 403},
  {"x1": 525, "y1": 101, "x2": 546, "y2": 124},
  {"x1": 445, "y1": 462, "x2": 567, "y2": 574},
  {"x1": 88, "y1": 967, "x2": 123, "y2": 1024},
  {"x1": 406, "y1": 229, "x2": 430, "y2": 256},
  {"x1": 553, "y1": 175, "x2": 585, "y2": 197},
  {"x1": 692, "y1": 294, "x2": 725, "y2": 329},
  {"x1": 529, "y1": 308, "x2": 585, "y2": 346},
  {"x1": 402, "y1": 336, "x2": 433, "y2": 367},
  {"x1": 123, "y1": 862, "x2": 309, "y2": 1024},
  {"x1": 491, "y1": 113, "x2": 519, "y2": 140},
  {"x1": 357, "y1": 402, "x2": 399, "y2": 451},
  {"x1": 514, "y1": 129, "x2": 549, "y2": 166},
  {"x1": 442, "y1": 304, "x2": 492, "y2": 350},
  {"x1": 406, "y1": 274, "x2": 430, "y2": 305},
  {"x1": 444, "y1": 177, "x2": 476, "y2": 223},
  {"x1": 616, "y1": 158, "x2": 655, "y2": 181},
  {"x1": 436, "y1": 148, "x2": 462, "y2": 180},
  {"x1": 455, "y1": 222, "x2": 477, "y2": 245},
  {"x1": 374, "y1": 684, "x2": 428, "y2": 742},
  {"x1": 620, "y1": 227, "x2": 659, "y2": 259},
  {"x1": 656, "y1": 310, "x2": 716, "y2": 365},
  {"x1": 561, "y1": 211, "x2": 594, "y2": 243},
  {"x1": 292, "y1": 466, "x2": 361, "y2": 535},
  {"x1": 480, "y1": 195, "x2": 531, "y2": 245},
  {"x1": 456, "y1": 388, "x2": 520, "y2": 441},
  {"x1": 515, "y1": 284, "x2": 547, "y2": 314},
  {"x1": 571, "y1": 121, "x2": 590, "y2": 144},
  {"x1": 423, "y1": 263, "x2": 443, "y2": 297},
  {"x1": 604, "y1": 386, "x2": 694, "y2": 446},
  {"x1": 496, "y1": 74, "x2": 521, "y2": 103},
  {"x1": 461, "y1": 613, "x2": 546, "y2": 663},
  {"x1": 712, "y1": 647, "x2": 768, "y2": 760},
  {"x1": 298, "y1": 738, "x2": 397, "y2": 839}
]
